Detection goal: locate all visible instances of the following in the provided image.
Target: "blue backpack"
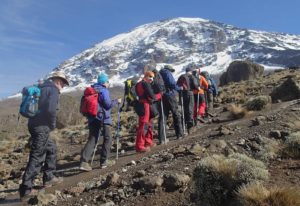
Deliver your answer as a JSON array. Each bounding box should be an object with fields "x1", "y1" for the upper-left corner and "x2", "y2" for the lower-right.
[{"x1": 19, "y1": 86, "x2": 41, "y2": 118}]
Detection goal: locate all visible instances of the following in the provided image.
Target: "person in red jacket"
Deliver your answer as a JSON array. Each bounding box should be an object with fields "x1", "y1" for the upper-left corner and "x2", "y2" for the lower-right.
[{"x1": 135, "y1": 71, "x2": 159, "y2": 152}]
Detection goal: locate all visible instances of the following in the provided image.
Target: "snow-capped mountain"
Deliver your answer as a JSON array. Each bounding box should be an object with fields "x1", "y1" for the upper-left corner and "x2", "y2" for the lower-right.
[{"x1": 50, "y1": 17, "x2": 300, "y2": 92}]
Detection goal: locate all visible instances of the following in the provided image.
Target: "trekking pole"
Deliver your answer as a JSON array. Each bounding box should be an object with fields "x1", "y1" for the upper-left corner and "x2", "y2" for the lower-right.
[
  {"x1": 160, "y1": 99, "x2": 167, "y2": 144},
  {"x1": 180, "y1": 91, "x2": 186, "y2": 135},
  {"x1": 91, "y1": 130, "x2": 101, "y2": 167},
  {"x1": 116, "y1": 103, "x2": 121, "y2": 160},
  {"x1": 196, "y1": 92, "x2": 200, "y2": 120}
]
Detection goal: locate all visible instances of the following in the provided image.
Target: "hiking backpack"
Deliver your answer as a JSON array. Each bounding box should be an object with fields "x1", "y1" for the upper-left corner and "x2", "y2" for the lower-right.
[
  {"x1": 152, "y1": 72, "x2": 166, "y2": 94},
  {"x1": 19, "y1": 85, "x2": 41, "y2": 118},
  {"x1": 80, "y1": 87, "x2": 99, "y2": 117},
  {"x1": 177, "y1": 74, "x2": 190, "y2": 90},
  {"x1": 124, "y1": 79, "x2": 137, "y2": 102}
]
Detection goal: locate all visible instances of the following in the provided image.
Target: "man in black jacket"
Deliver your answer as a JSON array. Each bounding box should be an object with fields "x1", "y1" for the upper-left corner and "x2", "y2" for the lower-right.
[{"x1": 19, "y1": 71, "x2": 69, "y2": 200}]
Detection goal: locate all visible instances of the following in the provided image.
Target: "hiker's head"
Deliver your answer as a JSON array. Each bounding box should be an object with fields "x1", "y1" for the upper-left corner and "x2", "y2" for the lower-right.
[
  {"x1": 97, "y1": 72, "x2": 109, "y2": 87},
  {"x1": 185, "y1": 66, "x2": 194, "y2": 75},
  {"x1": 49, "y1": 71, "x2": 69, "y2": 90},
  {"x1": 163, "y1": 65, "x2": 175, "y2": 73},
  {"x1": 144, "y1": 71, "x2": 155, "y2": 83}
]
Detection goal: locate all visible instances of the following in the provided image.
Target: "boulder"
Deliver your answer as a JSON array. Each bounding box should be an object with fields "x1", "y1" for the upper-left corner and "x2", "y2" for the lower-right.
[
  {"x1": 270, "y1": 77, "x2": 300, "y2": 102},
  {"x1": 220, "y1": 60, "x2": 264, "y2": 86}
]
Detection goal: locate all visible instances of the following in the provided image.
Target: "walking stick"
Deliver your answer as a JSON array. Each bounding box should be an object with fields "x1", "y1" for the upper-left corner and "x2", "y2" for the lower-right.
[
  {"x1": 196, "y1": 92, "x2": 200, "y2": 120},
  {"x1": 160, "y1": 99, "x2": 167, "y2": 144},
  {"x1": 116, "y1": 103, "x2": 121, "y2": 160},
  {"x1": 180, "y1": 91, "x2": 186, "y2": 135},
  {"x1": 91, "y1": 130, "x2": 100, "y2": 167}
]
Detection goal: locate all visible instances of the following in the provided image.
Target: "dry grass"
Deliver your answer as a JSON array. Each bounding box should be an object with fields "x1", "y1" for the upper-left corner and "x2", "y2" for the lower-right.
[
  {"x1": 237, "y1": 182, "x2": 300, "y2": 206},
  {"x1": 193, "y1": 154, "x2": 269, "y2": 206},
  {"x1": 227, "y1": 104, "x2": 249, "y2": 119}
]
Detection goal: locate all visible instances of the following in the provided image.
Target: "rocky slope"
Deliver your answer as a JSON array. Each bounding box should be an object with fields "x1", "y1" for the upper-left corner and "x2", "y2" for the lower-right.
[{"x1": 1, "y1": 69, "x2": 300, "y2": 205}]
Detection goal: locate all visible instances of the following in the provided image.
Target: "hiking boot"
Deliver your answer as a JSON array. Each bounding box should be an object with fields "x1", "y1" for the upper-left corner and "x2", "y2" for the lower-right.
[
  {"x1": 158, "y1": 138, "x2": 169, "y2": 145},
  {"x1": 145, "y1": 142, "x2": 157, "y2": 148},
  {"x1": 19, "y1": 189, "x2": 40, "y2": 202},
  {"x1": 177, "y1": 135, "x2": 184, "y2": 140},
  {"x1": 43, "y1": 176, "x2": 63, "y2": 187},
  {"x1": 100, "y1": 159, "x2": 116, "y2": 169},
  {"x1": 136, "y1": 147, "x2": 151, "y2": 153},
  {"x1": 79, "y1": 162, "x2": 92, "y2": 172}
]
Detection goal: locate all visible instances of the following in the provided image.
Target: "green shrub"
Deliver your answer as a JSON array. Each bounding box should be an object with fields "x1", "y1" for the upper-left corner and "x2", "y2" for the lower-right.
[
  {"x1": 282, "y1": 132, "x2": 300, "y2": 159},
  {"x1": 246, "y1": 95, "x2": 271, "y2": 111}
]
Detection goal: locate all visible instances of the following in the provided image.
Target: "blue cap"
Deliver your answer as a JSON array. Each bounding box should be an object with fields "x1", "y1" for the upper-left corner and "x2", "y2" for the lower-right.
[{"x1": 97, "y1": 73, "x2": 109, "y2": 84}]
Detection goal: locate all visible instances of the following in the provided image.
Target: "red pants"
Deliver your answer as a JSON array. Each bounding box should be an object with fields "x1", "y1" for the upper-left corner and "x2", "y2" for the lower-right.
[
  {"x1": 136, "y1": 120, "x2": 153, "y2": 151},
  {"x1": 193, "y1": 102, "x2": 206, "y2": 119},
  {"x1": 135, "y1": 101, "x2": 154, "y2": 151}
]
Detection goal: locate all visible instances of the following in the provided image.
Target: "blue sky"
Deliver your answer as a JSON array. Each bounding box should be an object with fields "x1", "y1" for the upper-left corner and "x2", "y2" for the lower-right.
[{"x1": 1, "y1": 0, "x2": 300, "y2": 99}]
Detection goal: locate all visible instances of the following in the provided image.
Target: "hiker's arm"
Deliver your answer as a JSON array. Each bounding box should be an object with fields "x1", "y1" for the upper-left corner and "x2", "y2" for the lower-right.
[
  {"x1": 101, "y1": 90, "x2": 117, "y2": 110},
  {"x1": 47, "y1": 88, "x2": 59, "y2": 130},
  {"x1": 143, "y1": 82, "x2": 156, "y2": 101}
]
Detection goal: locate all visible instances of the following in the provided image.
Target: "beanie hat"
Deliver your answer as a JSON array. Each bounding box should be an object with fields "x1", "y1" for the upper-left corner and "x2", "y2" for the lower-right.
[
  {"x1": 144, "y1": 71, "x2": 155, "y2": 78},
  {"x1": 97, "y1": 72, "x2": 109, "y2": 84},
  {"x1": 186, "y1": 66, "x2": 194, "y2": 73}
]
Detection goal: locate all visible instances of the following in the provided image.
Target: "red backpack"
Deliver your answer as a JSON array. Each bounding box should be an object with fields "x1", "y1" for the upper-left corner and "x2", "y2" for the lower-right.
[{"x1": 80, "y1": 87, "x2": 99, "y2": 117}]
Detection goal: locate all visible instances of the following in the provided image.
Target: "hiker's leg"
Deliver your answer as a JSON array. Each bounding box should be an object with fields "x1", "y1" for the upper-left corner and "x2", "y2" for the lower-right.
[
  {"x1": 100, "y1": 124, "x2": 112, "y2": 163},
  {"x1": 42, "y1": 137, "x2": 57, "y2": 183},
  {"x1": 20, "y1": 126, "x2": 49, "y2": 193},
  {"x1": 81, "y1": 120, "x2": 101, "y2": 163},
  {"x1": 168, "y1": 95, "x2": 183, "y2": 137}
]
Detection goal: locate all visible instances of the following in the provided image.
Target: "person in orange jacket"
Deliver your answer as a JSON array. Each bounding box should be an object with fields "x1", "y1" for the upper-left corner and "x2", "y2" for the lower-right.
[{"x1": 192, "y1": 68, "x2": 208, "y2": 122}]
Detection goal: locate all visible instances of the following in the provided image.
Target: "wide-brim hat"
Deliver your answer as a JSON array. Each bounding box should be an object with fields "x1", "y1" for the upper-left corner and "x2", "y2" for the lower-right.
[
  {"x1": 164, "y1": 65, "x2": 175, "y2": 72},
  {"x1": 49, "y1": 71, "x2": 69, "y2": 86}
]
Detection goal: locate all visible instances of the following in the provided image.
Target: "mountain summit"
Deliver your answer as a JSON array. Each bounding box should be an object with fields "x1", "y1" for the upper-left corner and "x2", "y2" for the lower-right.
[{"x1": 51, "y1": 17, "x2": 300, "y2": 91}]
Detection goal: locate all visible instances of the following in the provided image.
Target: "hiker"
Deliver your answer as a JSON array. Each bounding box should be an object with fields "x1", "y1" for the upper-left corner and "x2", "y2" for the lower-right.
[
  {"x1": 19, "y1": 71, "x2": 69, "y2": 199},
  {"x1": 200, "y1": 71, "x2": 218, "y2": 114},
  {"x1": 135, "y1": 71, "x2": 159, "y2": 152},
  {"x1": 192, "y1": 67, "x2": 208, "y2": 123},
  {"x1": 177, "y1": 66, "x2": 199, "y2": 134},
  {"x1": 79, "y1": 72, "x2": 122, "y2": 171},
  {"x1": 120, "y1": 78, "x2": 138, "y2": 112},
  {"x1": 159, "y1": 65, "x2": 184, "y2": 142}
]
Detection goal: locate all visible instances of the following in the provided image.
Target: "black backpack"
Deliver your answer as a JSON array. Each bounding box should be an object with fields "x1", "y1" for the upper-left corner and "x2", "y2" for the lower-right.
[
  {"x1": 177, "y1": 74, "x2": 190, "y2": 90},
  {"x1": 152, "y1": 71, "x2": 165, "y2": 94}
]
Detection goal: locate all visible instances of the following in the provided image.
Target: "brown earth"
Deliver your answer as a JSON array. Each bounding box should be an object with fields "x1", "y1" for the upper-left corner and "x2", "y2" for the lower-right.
[{"x1": 0, "y1": 69, "x2": 300, "y2": 206}]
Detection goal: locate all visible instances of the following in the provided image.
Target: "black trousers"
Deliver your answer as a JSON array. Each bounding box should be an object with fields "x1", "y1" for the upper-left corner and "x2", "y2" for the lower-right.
[
  {"x1": 158, "y1": 95, "x2": 183, "y2": 141},
  {"x1": 81, "y1": 119, "x2": 112, "y2": 164},
  {"x1": 20, "y1": 125, "x2": 56, "y2": 193},
  {"x1": 180, "y1": 91, "x2": 194, "y2": 129}
]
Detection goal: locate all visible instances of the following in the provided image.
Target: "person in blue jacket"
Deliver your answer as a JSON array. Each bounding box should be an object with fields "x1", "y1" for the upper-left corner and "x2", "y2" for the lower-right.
[
  {"x1": 19, "y1": 71, "x2": 69, "y2": 200},
  {"x1": 158, "y1": 65, "x2": 184, "y2": 143},
  {"x1": 79, "y1": 72, "x2": 121, "y2": 171}
]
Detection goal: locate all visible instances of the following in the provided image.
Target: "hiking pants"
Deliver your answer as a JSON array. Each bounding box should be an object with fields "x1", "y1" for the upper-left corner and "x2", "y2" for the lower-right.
[
  {"x1": 81, "y1": 119, "x2": 112, "y2": 164},
  {"x1": 193, "y1": 94, "x2": 206, "y2": 119},
  {"x1": 206, "y1": 92, "x2": 214, "y2": 113},
  {"x1": 180, "y1": 91, "x2": 194, "y2": 129},
  {"x1": 136, "y1": 120, "x2": 153, "y2": 151},
  {"x1": 158, "y1": 95, "x2": 183, "y2": 142},
  {"x1": 20, "y1": 125, "x2": 56, "y2": 191}
]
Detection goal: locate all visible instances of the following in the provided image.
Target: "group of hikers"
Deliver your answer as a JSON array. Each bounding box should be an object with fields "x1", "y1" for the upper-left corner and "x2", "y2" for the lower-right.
[{"x1": 18, "y1": 64, "x2": 218, "y2": 200}]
